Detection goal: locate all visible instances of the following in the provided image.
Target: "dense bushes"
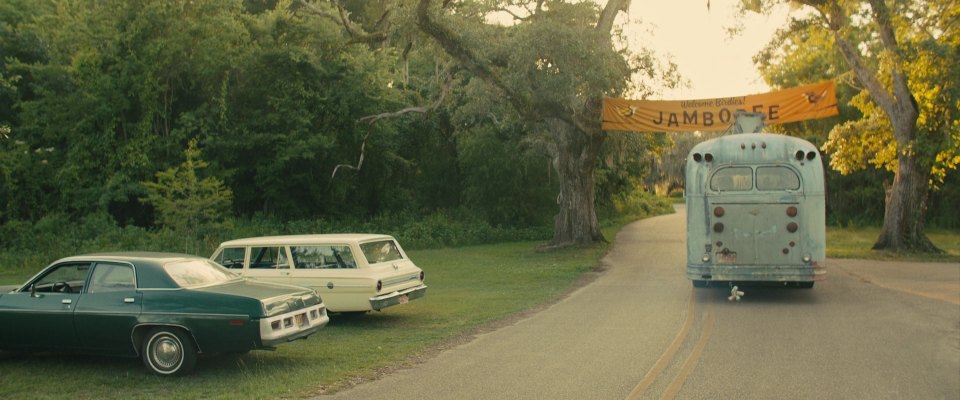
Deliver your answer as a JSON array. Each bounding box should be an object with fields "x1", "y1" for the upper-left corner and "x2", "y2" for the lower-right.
[{"x1": 0, "y1": 185, "x2": 673, "y2": 276}]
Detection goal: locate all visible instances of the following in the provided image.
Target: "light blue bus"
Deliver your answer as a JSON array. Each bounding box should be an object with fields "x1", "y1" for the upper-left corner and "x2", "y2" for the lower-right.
[{"x1": 685, "y1": 114, "x2": 826, "y2": 288}]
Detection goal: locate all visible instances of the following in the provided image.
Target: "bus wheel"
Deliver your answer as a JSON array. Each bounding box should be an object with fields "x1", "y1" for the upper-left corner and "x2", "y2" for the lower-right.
[
  {"x1": 692, "y1": 280, "x2": 709, "y2": 288},
  {"x1": 797, "y1": 282, "x2": 814, "y2": 289}
]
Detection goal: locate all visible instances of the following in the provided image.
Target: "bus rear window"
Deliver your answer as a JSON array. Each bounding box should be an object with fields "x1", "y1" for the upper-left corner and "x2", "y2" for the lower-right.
[
  {"x1": 756, "y1": 166, "x2": 800, "y2": 191},
  {"x1": 710, "y1": 167, "x2": 753, "y2": 191}
]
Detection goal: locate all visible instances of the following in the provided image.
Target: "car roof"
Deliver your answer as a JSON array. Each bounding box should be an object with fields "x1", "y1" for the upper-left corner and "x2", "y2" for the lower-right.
[
  {"x1": 57, "y1": 252, "x2": 205, "y2": 264},
  {"x1": 217, "y1": 234, "x2": 395, "y2": 247},
  {"x1": 52, "y1": 252, "x2": 209, "y2": 289}
]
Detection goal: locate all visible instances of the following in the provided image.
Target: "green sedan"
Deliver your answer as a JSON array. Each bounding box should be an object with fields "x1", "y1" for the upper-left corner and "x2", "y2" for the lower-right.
[{"x1": 0, "y1": 252, "x2": 329, "y2": 376}]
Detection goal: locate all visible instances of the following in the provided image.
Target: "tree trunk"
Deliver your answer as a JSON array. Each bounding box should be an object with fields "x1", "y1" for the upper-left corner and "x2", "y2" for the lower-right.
[
  {"x1": 815, "y1": 0, "x2": 942, "y2": 252},
  {"x1": 872, "y1": 120, "x2": 941, "y2": 252},
  {"x1": 548, "y1": 119, "x2": 605, "y2": 246}
]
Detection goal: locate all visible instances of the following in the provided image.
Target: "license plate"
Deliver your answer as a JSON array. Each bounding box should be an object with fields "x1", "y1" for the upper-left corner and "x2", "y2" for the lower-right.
[
  {"x1": 398, "y1": 294, "x2": 409, "y2": 304},
  {"x1": 717, "y1": 252, "x2": 737, "y2": 264}
]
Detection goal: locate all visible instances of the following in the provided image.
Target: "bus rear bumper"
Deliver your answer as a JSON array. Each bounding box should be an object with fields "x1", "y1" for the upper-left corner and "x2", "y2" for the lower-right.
[{"x1": 687, "y1": 261, "x2": 826, "y2": 283}]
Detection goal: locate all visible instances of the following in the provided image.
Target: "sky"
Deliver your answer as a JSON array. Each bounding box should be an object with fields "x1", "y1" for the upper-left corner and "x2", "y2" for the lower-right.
[{"x1": 623, "y1": 0, "x2": 792, "y2": 100}]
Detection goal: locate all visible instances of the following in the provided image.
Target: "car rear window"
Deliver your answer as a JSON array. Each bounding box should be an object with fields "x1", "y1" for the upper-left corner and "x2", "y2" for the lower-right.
[
  {"x1": 359, "y1": 240, "x2": 404, "y2": 264},
  {"x1": 164, "y1": 259, "x2": 239, "y2": 288}
]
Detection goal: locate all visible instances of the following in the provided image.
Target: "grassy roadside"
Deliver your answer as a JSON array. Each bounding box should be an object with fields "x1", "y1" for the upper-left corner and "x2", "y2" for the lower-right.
[
  {"x1": 0, "y1": 226, "x2": 622, "y2": 400},
  {"x1": 827, "y1": 227, "x2": 960, "y2": 262}
]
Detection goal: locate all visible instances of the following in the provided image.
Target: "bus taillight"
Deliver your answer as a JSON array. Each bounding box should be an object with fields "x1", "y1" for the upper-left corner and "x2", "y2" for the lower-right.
[
  {"x1": 795, "y1": 150, "x2": 805, "y2": 160},
  {"x1": 787, "y1": 222, "x2": 798, "y2": 233},
  {"x1": 787, "y1": 206, "x2": 798, "y2": 217},
  {"x1": 713, "y1": 222, "x2": 724, "y2": 233},
  {"x1": 714, "y1": 207, "x2": 725, "y2": 217}
]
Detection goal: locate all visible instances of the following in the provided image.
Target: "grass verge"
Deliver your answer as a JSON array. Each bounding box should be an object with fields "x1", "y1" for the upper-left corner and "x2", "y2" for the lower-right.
[
  {"x1": 827, "y1": 227, "x2": 960, "y2": 262},
  {"x1": 0, "y1": 230, "x2": 619, "y2": 399}
]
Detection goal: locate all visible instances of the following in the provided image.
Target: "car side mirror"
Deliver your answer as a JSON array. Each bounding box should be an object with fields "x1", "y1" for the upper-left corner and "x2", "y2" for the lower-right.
[{"x1": 30, "y1": 283, "x2": 37, "y2": 297}]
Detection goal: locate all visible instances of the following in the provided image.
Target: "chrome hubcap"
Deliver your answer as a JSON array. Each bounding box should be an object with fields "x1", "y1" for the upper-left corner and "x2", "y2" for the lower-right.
[{"x1": 152, "y1": 336, "x2": 182, "y2": 370}]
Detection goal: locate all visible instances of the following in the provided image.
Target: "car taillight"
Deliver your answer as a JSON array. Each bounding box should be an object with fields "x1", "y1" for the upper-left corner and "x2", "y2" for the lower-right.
[{"x1": 376, "y1": 280, "x2": 382, "y2": 293}]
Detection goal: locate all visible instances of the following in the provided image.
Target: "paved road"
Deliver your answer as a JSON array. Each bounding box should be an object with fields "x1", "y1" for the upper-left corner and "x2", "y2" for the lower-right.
[{"x1": 321, "y1": 207, "x2": 960, "y2": 399}]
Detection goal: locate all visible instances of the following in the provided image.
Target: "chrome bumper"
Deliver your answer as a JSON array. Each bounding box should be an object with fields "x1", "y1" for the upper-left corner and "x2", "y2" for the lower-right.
[
  {"x1": 687, "y1": 261, "x2": 826, "y2": 282},
  {"x1": 368, "y1": 284, "x2": 427, "y2": 311},
  {"x1": 259, "y1": 303, "x2": 329, "y2": 347}
]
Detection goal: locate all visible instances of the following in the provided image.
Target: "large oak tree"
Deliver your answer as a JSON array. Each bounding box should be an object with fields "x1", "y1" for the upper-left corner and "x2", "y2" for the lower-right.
[
  {"x1": 414, "y1": 0, "x2": 635, "y2": 247},
  {"x1": 745, "y1": 0, "x2": 958, "y2": 252}
]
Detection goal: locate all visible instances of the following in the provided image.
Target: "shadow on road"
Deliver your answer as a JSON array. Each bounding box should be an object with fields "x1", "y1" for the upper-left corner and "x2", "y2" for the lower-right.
[{"x1": 693, "y1": 284, "x2": 820, "y2": 306}]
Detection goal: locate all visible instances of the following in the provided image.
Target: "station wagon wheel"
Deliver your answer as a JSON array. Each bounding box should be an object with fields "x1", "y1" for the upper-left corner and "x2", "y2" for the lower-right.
[{"x1": 142, "y1": 327, "x2": 197, "y2": 376}]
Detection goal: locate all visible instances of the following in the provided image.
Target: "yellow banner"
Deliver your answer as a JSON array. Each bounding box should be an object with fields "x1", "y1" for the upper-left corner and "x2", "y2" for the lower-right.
[{"x1": 602, "y1": 81, "x2": 839, "y2": 132}]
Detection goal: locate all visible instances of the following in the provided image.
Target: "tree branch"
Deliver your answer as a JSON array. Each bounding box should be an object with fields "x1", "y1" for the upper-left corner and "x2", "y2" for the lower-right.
[
  {"x1": 797, "y1": 0, "x2": 898, "y2": 113},
  {"x1": 331, "y1": 66, "x2": 453, "y2": 181},
  {"x1": 596, "y1": 0, "x2": 631, "y2": 35},
  {"x1": 357, "y1": 72, "x2": 452, "y2": 125},
  {"x1": 867, "y1": 0, "x2": 917, "y2": 117},
  {"x1": 297, "y1": 0, "x2": 388, "y2": 45}
]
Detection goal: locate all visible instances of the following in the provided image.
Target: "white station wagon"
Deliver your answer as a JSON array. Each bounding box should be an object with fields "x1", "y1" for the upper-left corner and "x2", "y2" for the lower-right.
[{"x1": 211, "y1": 234, "x2": 427, "y2": 313}]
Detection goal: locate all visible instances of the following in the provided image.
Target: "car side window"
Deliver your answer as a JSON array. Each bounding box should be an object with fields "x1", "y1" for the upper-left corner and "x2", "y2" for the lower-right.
[
  {"x1": 214, "y1": 247, "x2": 246, "y2": 269},
  {"x1": 87, "y1": 263, "x2": 135, "y2": 293},
  {"x1": 29, "y1": 262, "x2": 92, "y2": 294},
  {"x1": 291, "y1": 245, "x2": 356, "y2": 269},
  {"x1": 250, "y1": 246, "x2": 288, "y2": 269}
]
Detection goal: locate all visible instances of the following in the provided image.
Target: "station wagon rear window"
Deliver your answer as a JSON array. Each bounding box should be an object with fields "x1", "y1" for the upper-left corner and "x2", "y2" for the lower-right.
[
  {"x1": 360, "y1": 240, "x2": 403, "y2": 264},
  {"x1": 164, "y1": 260, "x2": 239, "y2": 288}
]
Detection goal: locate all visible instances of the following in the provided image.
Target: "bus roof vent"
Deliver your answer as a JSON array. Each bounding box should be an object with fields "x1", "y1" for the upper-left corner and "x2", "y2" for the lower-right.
[{"x1": 730, "y1": 111, "x2": 766, "y2": 134}]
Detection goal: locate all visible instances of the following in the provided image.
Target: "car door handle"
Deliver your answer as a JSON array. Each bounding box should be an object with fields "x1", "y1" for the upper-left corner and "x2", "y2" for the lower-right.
[
  {"x1": 124, "y1": 298, "x2": 135, "y2": 303},
  {"x1": 61, "y1": 299, "x2": 72, "y2": 304}
]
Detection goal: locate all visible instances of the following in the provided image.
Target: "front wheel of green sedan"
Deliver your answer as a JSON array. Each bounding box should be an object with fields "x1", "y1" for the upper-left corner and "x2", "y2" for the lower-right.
[{"x1": 142, "y1": 327, "x2": 197, "y2": 376}]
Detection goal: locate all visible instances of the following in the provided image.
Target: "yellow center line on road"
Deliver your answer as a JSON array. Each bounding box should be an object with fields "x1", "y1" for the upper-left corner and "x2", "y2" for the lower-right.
[
  {"x1": 660, "y1": 304, "x2": 715, "y2": 400},
  {"x1": 625, "y1": 290, "x2": 696, "y2": 400}
]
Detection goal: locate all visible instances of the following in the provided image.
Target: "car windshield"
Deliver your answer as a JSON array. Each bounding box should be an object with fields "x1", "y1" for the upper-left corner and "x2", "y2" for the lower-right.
[
  {"x1": 359, "y1": 239, "x2": 404, "y2": 264},
  {"x1": 164, "y1": 259, "x2": 240, "y2": 288}
]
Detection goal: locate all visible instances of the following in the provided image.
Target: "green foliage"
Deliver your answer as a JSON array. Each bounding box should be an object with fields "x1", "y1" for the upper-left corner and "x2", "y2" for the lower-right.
[
  {"x1": 456, "y1": 124, "x2": 557, "y2": 227},
  {"x1": 748, "y1": 0, "x2": 959, "y2": 229},
  {"x1": 141, "y1": 138, "x2": 233, "y2": 252},
  {"x1": 598, "y1": 184, "x2": 674, "y2": 225},
  {"x1": 1, "y1": 0, "x2": 690, "y2": 249}
]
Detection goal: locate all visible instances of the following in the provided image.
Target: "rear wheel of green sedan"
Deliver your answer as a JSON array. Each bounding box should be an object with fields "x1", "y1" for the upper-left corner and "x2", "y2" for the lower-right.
[{"x1": 142, "y1": 327, "x2": 197, "y2": 376}]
